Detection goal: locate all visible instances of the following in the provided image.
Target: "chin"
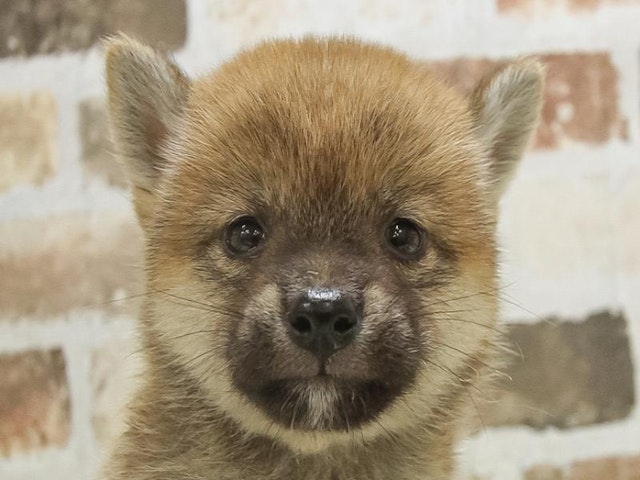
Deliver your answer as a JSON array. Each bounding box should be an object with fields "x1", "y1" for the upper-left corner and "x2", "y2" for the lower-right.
[{"x1": 242, "y1": 375, "x2": 403, "y2": 432}]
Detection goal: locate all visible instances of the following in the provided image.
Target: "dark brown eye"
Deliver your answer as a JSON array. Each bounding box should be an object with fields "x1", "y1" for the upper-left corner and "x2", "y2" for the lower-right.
[
  {"x1": 386, "y1": 218, "x2": 426, "y2": 260},
  {"x1": 224, "y1": 216, "x2": 266, "y2": 257}
]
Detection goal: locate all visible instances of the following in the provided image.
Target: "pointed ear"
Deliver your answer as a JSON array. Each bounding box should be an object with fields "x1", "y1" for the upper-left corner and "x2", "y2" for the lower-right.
[
  {"x1": 470, "y1": 58, "x2": 544, "y2": 199},
  {"x1": 104, "y1": 34, "x2": 189, "y2": 227}
]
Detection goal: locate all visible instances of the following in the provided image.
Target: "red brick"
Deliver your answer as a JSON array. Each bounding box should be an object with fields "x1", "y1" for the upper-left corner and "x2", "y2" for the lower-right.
[
  {"x1": 540, "y1": 53, "x2": 626, "y2": 147},
  {"x1": 570, "y1": 455, "x2": 640, "y2": 480},
  {"x1": 0, "y1": 213, "x2": 143, "y2": 322},
  {"x1": 430, "y1": 53, "x2": 626, "y2": 149},
  {"x1": 0, "y1": 92, "x2": 56, "y2": 193},
  {"x1": 498, "y1": 0, "x2": 640, "y2": 15},
  {"x1": 0, "y1": 349, "x2": 70, "y2": 456}
]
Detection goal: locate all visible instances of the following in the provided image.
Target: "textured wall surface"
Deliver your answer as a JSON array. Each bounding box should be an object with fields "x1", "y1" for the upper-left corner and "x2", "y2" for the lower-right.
[{"x1": 0, "y1": 1, "x2": 639, "y2": 479}]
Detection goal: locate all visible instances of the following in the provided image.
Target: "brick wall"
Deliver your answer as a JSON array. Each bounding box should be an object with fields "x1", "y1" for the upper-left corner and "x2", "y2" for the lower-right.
[{"x1": 0, "y1": 1, "x2": 638, "y2": 479}]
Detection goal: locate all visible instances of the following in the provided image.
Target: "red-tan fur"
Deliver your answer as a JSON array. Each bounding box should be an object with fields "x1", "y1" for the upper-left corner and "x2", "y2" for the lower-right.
[{"x1": 102, "y1": 35, "x2": 543, "y2": 480}]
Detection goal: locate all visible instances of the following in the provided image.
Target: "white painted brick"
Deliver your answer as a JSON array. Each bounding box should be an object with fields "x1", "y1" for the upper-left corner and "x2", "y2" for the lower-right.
[
  {"x1": 1, "y1": 0, "x2": 640, "y2": 478},
  {"x1": 499, "y1": 170, "x2": 617, "y2": 320}
]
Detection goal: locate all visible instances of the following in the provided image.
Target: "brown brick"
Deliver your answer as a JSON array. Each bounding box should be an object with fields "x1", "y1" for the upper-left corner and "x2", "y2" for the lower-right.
[
  {"x1": 0, "y1": 349, "x2": 70, "y2": 457},
  {"x1": 0, "y1": 0, "x2": 186, "y2": 58},
  {"x1": 0, "y1": 213, "x2": 143, "y2": 322},
  {"x1": 79, "y1": 98, "x2": 127, "y2": 188},
  {"x1": 0, "y1": 92, "x2": 56, "y2": 193},
  {"x1": 107, "y1": 0, "x2": 187, "y2": 51},
  {"x1": 486, "y1": 311, "x2": 635, "y2": 429},
  {"x1": 525, "y1": 465, "x2": 566, "y2": 480},
  {"x1": 0, "y1": 0, "x2": 102, "y2": 57},
  {"x1": 91, "y1": 339, "x2": 140, "y2": 447},
  {"x1": 430, "y1": 53, "x2": 626, "y2": 149},
  {"x1": 570, "y1": 455, "x2": 640, "y2": 480},
  {"x1": 498, "y1": 0, "x2": 640, "y2": 15}
]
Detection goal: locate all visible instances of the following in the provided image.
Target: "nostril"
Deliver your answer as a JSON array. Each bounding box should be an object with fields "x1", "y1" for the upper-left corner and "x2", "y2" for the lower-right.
[
  {"x1": 333, "y1": 315, "x2": 357, "y2": 335},
  {"x1": 291, "y1": 315, "x2": 313, "y2": 335},
  {"x1": 285, "y1": 290, "x2": 362, "y2": 357}
]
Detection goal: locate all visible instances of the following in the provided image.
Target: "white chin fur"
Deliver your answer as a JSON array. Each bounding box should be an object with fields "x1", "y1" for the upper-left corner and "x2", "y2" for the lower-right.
[{"x1": 206, "y1": 376, "x2": 354, "y2": 453}]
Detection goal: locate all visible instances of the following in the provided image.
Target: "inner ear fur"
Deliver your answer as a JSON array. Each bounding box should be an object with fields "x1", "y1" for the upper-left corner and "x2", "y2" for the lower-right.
[
  {"x1": 470, "y1": 58, "x2": 545, "y2": 199},
  {"x1": 104, "y1": 34, "x2": 190, "y2": 227}
]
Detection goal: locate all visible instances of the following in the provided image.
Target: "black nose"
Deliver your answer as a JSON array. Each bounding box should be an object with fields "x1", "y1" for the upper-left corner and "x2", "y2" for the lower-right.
[{"x1": 286, "y1": 288, "x2": 361, "y2": 361}]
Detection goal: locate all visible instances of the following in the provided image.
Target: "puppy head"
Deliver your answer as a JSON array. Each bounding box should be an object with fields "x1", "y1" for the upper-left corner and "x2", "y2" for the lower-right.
[{"x1": 106, "y1": 36, "x2": 543, "y2": 451}]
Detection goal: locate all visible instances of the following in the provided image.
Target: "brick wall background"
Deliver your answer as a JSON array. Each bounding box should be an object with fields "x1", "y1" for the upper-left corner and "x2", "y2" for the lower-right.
[{"x1": 0, "y1": 1, "x2": 639, "y2": 479}]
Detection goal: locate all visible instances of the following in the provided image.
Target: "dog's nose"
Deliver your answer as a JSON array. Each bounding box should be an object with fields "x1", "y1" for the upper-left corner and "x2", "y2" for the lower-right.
[{"x1": 286, "y1": 288, "x2": 361, "y2": 361}]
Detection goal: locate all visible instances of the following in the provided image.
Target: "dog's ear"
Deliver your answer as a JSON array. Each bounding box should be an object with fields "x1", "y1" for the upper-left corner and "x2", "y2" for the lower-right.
[
  {"x1": 105, "y1": 34, "x2": 189, "y2": 227},
  {"x1": 470, "y1": 58, "x2": 544, "y2": 199}
]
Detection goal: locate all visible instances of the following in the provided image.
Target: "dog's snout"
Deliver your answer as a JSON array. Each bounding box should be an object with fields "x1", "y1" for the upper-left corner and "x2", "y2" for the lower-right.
[{"x1": 286, "y1": 288, "x2": 361, "y2": 360}]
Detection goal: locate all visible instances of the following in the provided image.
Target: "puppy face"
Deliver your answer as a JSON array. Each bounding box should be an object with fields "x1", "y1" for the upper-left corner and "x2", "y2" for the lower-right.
[{"x1": 106, "y1": 37, "x2": 543, "y2": 451}]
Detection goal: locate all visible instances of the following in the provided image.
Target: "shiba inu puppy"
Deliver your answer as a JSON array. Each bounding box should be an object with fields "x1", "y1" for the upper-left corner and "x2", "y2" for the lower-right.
[{"x1": 102, "y1": 34, "x2": 543, "y2": 480}]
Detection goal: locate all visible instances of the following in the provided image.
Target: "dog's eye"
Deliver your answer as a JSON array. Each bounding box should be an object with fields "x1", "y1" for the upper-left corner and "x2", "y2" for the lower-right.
[
  {"x1": 386, "y1": 218, "x2": 426, "y2": 260},
  {"x1": 224, "y1": 216, "x2": 266, "y2": 257}
]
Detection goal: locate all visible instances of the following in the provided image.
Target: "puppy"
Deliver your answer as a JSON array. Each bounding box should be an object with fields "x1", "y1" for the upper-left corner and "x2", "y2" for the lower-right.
[{"x1": 102, "y1": 35, "x2": 543, "y2": 480}]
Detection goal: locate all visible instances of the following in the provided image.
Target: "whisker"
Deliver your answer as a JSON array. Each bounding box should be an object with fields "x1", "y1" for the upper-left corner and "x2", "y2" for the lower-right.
[
  {"x1": 431, "y1": 315, "x2": 506, "y2": 335},
  {"x1": 428, "y1": 340, "x2": 488, "y2": 374},
  {"x1": 422, "y1": 359, "x2": 486, "y2": 432},
  {"x1": 182, "y1": 348, "x2": 217, "y2": 371},
  {"x1": 161, "y1": 329, "x2": 219, "y2": 342},
  {"x1": 373, "y1": 418, "x2": 403, "y2": 450},
  {"x1": 422, "y1": 359, "x2": 483, "y2": 396},
  {"x1": 497, "y1": 293, "x2": 542, "y2": 321},
  {"x1": 420, "y1": 286, "x2": 503, "y2": 310},
  {"x1": 465, "y1": 383, "x2": 486, "y2": 432},
  {"x1": 80, "y1": 291, "x2": 149, "y2": 309},
  {"x1": 290, "y1": 390, "x2": 304, "y2": 430},
  {"x1": 152, "y1": 290, "x2": 246, "y2": 318}
]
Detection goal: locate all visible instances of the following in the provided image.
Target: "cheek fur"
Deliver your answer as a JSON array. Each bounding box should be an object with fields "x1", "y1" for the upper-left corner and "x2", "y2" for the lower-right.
[
  {"x1": 145, "y1": 231, "x2": 498, "y2": 448},
  {"x1": 146, "y1": 260, "x2": 237, "y2": 390}
]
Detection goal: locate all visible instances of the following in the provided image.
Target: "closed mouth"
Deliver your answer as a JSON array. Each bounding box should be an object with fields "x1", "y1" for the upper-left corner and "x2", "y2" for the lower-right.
[{"x1": 242, "y1": 375, "x2": 401, "y2": 431}]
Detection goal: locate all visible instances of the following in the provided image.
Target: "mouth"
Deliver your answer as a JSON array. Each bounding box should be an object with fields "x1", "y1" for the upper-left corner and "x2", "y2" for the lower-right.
[{"x1": 243, "y1": 374, "x2": 401, "y2": 431}]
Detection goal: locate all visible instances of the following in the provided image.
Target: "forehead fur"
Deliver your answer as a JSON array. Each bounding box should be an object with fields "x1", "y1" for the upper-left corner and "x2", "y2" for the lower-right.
[{"x1": 161, "y1": 38, "x2": 492, "y2": 251}]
